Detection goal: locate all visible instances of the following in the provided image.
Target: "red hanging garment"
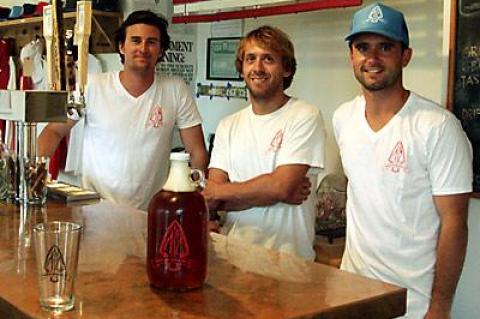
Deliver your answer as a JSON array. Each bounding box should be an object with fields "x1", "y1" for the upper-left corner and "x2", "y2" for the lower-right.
[
  {"x1": 0, "y1": 39, "x2": 12, "y2": 141},
  {"x1": 49, "y1": 137, "x2": 68, "y2": 180}
]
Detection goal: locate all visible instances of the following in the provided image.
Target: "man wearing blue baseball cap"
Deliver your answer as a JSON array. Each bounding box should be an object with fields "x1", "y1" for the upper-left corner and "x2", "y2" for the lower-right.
[{"x1": 333, "y1": 2, "x2": 472, "y2": 319}]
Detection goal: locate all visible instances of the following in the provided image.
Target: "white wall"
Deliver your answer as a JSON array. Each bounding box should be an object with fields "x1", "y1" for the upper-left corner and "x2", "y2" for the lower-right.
[
  {"x1": 194, "y1": 0, "x2": 445, "y2": 177},
  {"x1": 1, "y1": 0, "x2": 22, "y2": 6}
]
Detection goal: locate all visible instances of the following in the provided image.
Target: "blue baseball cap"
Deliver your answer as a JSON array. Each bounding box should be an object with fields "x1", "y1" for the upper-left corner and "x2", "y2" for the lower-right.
[{"x1": 345, "y1": 2, "x2": 409, "y2": 47}]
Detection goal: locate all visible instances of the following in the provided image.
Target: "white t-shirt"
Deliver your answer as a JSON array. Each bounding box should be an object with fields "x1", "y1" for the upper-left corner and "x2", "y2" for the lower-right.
[
  {"x1": 20, "y1": 39, "x2": 47, "y2": 90},
  {"x1": 333, "y1": 92, "x2": 473, "y2": 319},
  {"x1": 210, "y1": 98, "x2": 326, "y2": 260},
  {"x1": 81, "y1": 71, "x2": 202, "y2": 210}
]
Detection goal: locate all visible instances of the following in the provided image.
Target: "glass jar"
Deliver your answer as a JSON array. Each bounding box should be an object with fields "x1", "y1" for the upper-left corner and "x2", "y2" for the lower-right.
[
  {"x1": 0, "y1": 137, "x2": 15, "y2": 201},
  {"x1": 147, "y1": 152, "x2": 208, "y2": 290}
]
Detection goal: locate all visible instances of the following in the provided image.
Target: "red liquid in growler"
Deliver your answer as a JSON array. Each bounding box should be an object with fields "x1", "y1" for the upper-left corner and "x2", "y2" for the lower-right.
[{"x1": 147, "y1": 153, "x2": 208, "y2": 290}]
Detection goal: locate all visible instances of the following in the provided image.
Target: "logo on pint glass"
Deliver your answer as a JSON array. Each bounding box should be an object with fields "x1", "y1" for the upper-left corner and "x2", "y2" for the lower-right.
[
  {"x1": 147, "y1": 106, "x2": 163, "y2": 128},
  {"x1": 156, "y1": 220, "x2": 192, "y2": 272},
  {"x1": 385, "y1": 141, "x2": 407, "y2": 173},
  {"x1": 43, "y1": 244, "x2": 67, "y2": 283}
]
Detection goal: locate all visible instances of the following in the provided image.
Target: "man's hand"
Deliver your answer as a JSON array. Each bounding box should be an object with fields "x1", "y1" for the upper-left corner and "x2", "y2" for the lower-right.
[
  {"x1": 202, "y1": 179, "x2": 222, "y2": 211},
  {"x1": 207, "y1": 220, "x2": 221, "y2": 233},
  {"x1": 283, "y1": 176, "x2": 312, "y2": 205},
  {"x1": 424, "y1": 308, "x2": 450, "y2": 319}
]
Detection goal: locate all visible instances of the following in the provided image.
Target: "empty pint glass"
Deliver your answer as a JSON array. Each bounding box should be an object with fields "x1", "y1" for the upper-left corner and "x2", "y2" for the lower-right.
[{"x1": 33, "y1": 221, "x2": 82, "y2": 312}]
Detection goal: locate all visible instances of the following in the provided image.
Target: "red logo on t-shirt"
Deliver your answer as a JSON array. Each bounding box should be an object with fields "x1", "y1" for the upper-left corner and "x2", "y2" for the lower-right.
[
  {"x1": 269, "y1": 130, "x2": 283, "y2": 152},
  {"x1": 385, "y1": 141, "x2": 407, "y2": 173},
  {"x1": 147, "y1": 106, "x2": 163, "y2": 128}
]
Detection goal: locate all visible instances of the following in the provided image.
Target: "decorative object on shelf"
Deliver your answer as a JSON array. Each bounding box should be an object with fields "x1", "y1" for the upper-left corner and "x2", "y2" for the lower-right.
[
  {"x1": 0, "y1": 7, "x2": 11, "y2": 22},
  {"x1": 206, "y1": 37, "x2": 242, "y2": 81},
  {"x1": 0, "y1": 10, "x2": 122, "y2": 55},
  {"x1": 315, "y1": 173, "x2": 347, "y2": 243},
  {"x1": 8, "y1": 6, "x2": 23, "y2": 20},
  {"x1": 21, "y1": 3, "x2": 37, "y2": 18},
  {"x1": 196, "y1": 82, "x2": 247, "y2": 100}
]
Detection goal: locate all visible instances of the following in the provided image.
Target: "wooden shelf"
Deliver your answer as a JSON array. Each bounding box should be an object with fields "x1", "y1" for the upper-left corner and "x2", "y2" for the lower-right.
[{"x1": 0, "y1": 10, "x2": 122, "y2": 54}]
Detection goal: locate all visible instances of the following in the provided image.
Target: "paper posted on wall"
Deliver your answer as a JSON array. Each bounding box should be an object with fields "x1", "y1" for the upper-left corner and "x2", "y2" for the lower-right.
[{"x1": 157, "y1": 33, "x2": 197, "y2": 88}]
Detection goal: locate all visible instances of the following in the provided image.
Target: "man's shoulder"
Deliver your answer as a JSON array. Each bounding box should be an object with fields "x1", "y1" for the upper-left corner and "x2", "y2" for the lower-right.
[
  {"x1": 156, "y1": 75, "x2": 187, "y2": 88},
  {"x1": 287, "y1": 98, "x2": 321, "y2": 116},
  {"x1": 407, "y1": 92, "x2": 457, "y2": 125},
  {"x1": 218, "y1": 105, "x2": 251, "y2": 126},
  {"x1": 88, "y1": 71, "x2": 115, "y2": 86},
  {"x1": 408, "y1": 92, "x2": 441, "y2": 110},
  {"x1": 333, "y1": 95, "x2": 362, "y2": 121}
]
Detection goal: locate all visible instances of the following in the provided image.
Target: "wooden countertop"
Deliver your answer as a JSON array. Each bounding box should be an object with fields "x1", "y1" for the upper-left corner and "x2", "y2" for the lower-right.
[{"x1": 0, "y1": 200, "x2": 406, "y2": 319}]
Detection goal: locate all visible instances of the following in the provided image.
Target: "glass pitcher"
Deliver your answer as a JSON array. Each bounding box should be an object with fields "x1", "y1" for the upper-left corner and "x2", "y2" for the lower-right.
[{"x1": 147, "y1": 152, "x2": 208, "y2": 290}]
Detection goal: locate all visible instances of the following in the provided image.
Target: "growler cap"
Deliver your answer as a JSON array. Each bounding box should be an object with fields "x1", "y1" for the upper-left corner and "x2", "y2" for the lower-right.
[
  {"x1": 345, "y1": 2, "x2": 409, "y2": 47},
  {"x1": 170, "y1": 152, "x2": 190, "y2": 161}
]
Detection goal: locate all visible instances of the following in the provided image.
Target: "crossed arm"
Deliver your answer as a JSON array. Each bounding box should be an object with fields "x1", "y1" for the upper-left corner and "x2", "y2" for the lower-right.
[
  {"x1": 424, "y1": 193, "x2": 470, "y2": 319},
  {"x1": 203, "y1": 164, "x2": 312, "y2": 212}
]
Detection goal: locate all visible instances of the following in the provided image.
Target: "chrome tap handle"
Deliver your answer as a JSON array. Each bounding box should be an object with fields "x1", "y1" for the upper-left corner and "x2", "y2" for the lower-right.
[{"x1": 66, "y1": 90, "x2": 86, "y2": 119}]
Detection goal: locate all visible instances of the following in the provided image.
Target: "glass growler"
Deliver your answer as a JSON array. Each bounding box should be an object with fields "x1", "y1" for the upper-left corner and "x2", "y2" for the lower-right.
[{"x1": 147, "y1": 152, "x2": 208, "y2": 290}]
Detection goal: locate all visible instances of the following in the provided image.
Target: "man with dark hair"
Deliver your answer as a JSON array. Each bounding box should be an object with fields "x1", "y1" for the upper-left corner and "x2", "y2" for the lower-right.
[
  {"x1": 203, "y1": 25, "x2": 325, "y2": 260},
  {"x1": 38, "y1": 10, "x2": 208, "y2": 210},
  {"x1": 334, "y1": 3, "x2": 472, "y2": 318},
  {"x1": 114, "y1": 10, "x2": 170, "y2": 64}
]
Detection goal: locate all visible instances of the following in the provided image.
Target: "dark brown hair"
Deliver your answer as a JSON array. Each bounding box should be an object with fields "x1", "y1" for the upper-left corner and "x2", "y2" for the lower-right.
[{"x1": 114, "y1": 10, "x2": 170, "y2": 64}]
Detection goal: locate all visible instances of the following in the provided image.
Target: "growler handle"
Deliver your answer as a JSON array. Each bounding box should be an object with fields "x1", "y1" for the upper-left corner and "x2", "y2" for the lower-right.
[{"x1": 190, "y1": 168, "x2": 206, "y2": 189}]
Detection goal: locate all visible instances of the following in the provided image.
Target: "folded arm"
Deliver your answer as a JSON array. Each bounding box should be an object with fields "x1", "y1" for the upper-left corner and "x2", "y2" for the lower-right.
[{"x1": 203, "y1": 164, "x2": 311, "y2": 211}]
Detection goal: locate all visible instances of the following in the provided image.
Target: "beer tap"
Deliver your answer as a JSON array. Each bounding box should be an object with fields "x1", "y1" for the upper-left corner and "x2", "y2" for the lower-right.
[
  {"x1": 0, "y1": 1, "x2": 92, "y2": 203},
  {"x1": 43, "y1": 0, "x2": 65, "y2": 92},
  {"x1": 67, "y1": 1, "x2": 92, "y2": 118},
  {"x1": 65, "y1": 29, "x2": 77, "y2": 114}
]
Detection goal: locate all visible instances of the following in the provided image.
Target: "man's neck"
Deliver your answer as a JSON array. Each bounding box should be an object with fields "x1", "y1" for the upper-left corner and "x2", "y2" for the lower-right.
[
  {"x1": 363, "y1": 85, "x2": 410, "y2": 132},
  {"x1": 251, "y1": 92, "x2": 290, "y2": 115},
  {"x1": 119, "y1": 70, "x2": 155, "y2": 98}
]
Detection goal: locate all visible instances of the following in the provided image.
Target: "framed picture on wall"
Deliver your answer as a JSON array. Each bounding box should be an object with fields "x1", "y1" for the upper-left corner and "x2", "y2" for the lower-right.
[{"x1": 206, "y1": 37, "x2": 242, "y2": 81}]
